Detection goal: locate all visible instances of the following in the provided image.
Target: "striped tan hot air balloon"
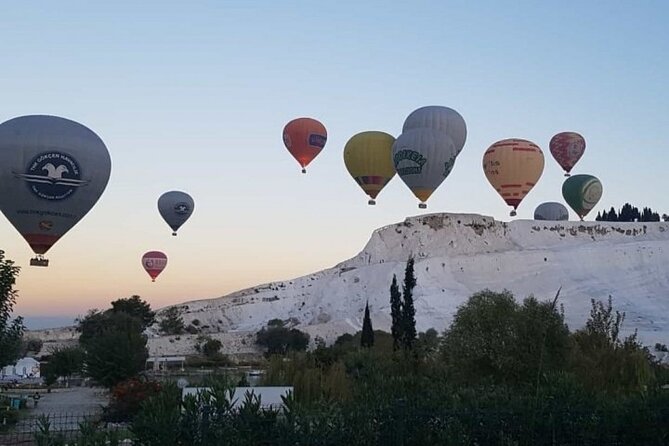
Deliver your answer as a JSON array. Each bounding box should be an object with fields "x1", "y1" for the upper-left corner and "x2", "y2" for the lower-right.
[
  {"x1": 343, "y1": 131, "x2": 396, "y2": 205},
  {"x1": 483, "y1": 138, "x2": 545, "y2": 216}
]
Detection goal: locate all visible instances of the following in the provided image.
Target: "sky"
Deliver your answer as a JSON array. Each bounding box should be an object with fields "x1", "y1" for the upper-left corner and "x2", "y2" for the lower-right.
[{"x1": 1, "y1": 1, "x2": 668, "y2": 328}]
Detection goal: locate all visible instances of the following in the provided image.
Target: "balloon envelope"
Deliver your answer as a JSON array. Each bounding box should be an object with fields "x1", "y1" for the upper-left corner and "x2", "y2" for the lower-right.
[
  {"x1": 402, "y1": 106, "x2": 467, "y2": 155},
  {"x1": 343, "y1": 131, "x2": 396, "y2": 204},
  {"x1": 550, "y1": 132, "x2": 586, "y2": 175},
  {"x1": 282, "y1": 118, "x2": 327, "y2": 172},
  {"x1": 0, "y1": 115, "x2": 112, "y2": 259},
  {"x1": 392, "y1": 128, "x2": 457, "y2": 208},
  {"x1": 142, "y1": 251, "x2": 167, "y2": 282},
  {"x1": 534, "y1": 202, "x2": 569, "y2": 221},
  {"x1": 483, "y1": 138, "x2": 545, "y2": 215},
  {"x1": 562, "y1": 174, "x2": 602, "y2": 220},
  {"x1": 158, "y1": 191, "x2": 195, "y2": 235}
]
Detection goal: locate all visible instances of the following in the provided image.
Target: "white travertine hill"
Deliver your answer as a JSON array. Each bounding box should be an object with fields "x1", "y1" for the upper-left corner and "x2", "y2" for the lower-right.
[{"x1": 153, "y1": 213, "x2": 669, "y2": 349}]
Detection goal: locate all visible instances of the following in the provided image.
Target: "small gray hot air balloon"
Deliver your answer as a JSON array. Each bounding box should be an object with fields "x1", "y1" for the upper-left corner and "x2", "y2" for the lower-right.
[
  {"x1": 158, "y1": 191, "x2": 195, "y2": 236},
  {"x1": 402, "y1": 106, "x2": 467, "y2": 155},
  {"x1": 0, "y1": 115, "x2": 112, "y2": 266},
  {"x1": 392, "y1": 128, "x2": 458, "y2": 209},
  {"x1": 534, "y1": 202, "x2": 569, "y2": 221}
]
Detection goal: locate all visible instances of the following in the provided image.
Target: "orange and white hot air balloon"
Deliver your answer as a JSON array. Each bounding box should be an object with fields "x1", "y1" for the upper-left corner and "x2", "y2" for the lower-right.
[
  {"x1": 282, "y1": 117, "x2": 327, "y2": 173},
  {"x1": 483, "y1": 138, "x2": 545, "y2": 216},
  {"x1": 142, "y1": 251, "x2": 167, "y2": 282}
]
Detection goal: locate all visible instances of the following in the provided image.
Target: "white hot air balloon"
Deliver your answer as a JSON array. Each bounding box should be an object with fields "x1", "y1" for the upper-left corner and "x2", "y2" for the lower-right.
[
  {"x1": 534, "y1": 202, "x2": 569, "y2": 221},
  {"x1": 402, "y1": 106, "x2": 467, "y2": 155},
  {"x1": 392, "y1": 128, "x2": 458, "y2": 209}
]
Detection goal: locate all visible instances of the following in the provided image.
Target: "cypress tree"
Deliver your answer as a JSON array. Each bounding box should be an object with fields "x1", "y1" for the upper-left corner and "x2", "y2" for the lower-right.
[
  {"x1": 390, "y1": 274, "x2": 403, "y2": 351},
  {"x1": 402, "y1": 257, "x2": 417, "y2": 350},
  {"x1": 361, "y1": 301, "x2": 374, "y2": 348}
]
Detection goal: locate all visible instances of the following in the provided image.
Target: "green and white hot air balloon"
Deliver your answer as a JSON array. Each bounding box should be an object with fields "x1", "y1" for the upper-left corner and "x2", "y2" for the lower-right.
[{"x1": 562, "y1": 174, "x2": 602, "y2": 220}]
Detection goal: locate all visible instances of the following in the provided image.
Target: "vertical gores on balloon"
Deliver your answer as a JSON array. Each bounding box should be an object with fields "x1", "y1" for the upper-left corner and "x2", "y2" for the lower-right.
[
  {"x1": 550, "y1": 132, "x2": 586, "y2": 176},
  {"x1": 534, "y1": 202, "x2": 570, "y2": 221},
  {"x1": 402, "y1": 106, "x2": 467, "y2": 156},
  {"x1": 562, "y1": 174, "x2": 603, "y2": 221},
  {"x1": 142, "y1": 251, "x2": 168, "y2": 282},
  {"x1": 282, "y1": 117, "x2": 327, "y2": 173},
  {"x1": 0, "y1": 115, "x2": 112, "y2": 267},
  {"x1": 158, "y1": 191, "x2": 195, "y2": 236},
  {"x1": 483, "y1": 139, "x2": 545, "y2": 217},
  {"x1": 343, "y1": 131, "x2": 396, "y2": 205}
]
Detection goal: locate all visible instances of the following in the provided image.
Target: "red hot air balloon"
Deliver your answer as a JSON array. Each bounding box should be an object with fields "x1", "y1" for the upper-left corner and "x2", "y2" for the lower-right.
[
  {"x1": 282, "y1": 118, "x2": 327, "y2": 173},
  {"x1": 549, "y1": 132, "x2": 585, "y2": 176},
  {"x1": 142, "y1": 251, "x2": 167, "y2": 282}
]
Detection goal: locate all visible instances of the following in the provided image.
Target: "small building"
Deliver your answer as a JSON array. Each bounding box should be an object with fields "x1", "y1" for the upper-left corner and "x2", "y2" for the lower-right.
[
  {"x1": 146, "y1": 356, "x2": 186, "y2": 372},
  {"x1": 1, "y1": 357, "x2": 40, "y2": 378}
]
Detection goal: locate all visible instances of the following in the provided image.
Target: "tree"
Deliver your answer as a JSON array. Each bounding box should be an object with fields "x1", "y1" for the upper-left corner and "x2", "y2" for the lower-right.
[
  {"x1": 401, "y1": 257, "x2": 417, "y2": 350},
  {"x1": 159, "y1": 307, "x2": 185, "y2": 335},
  {"x1": 441, "y1": 290, "x2": 570, "y2": 385},
  {"x1": 360, "y1": 301, "x2": 374, "y2": 348},
  {"x1": 0, "y1": 250, "x2": 24, "y2": 369},
  {"x1": 663, "y1": 214, "x2": 669, "y2": 222},
  {"x1": 195, "y1": 336, "x2": 223, "y2": 358},
  {"x1": 389, "y1": 274, "x2": 403, "y2": 351},
  {"x1": 111, "y1": 295, "x2": 155, "y2": 329},
  {"x1": 570, "y1": 296, "x2": 654, "y2": 393},
  {"x1": 46, "y1": 346, "x2": 85, "y2": 385},
  {"x1": 76, "y1": 310, "x2": 110, "y2": 347},
  {"x1": 255, "y1": 320, "x2": 310, "y2": 356},
  {"x1": 85, "y1": 312, "x2": 148, "y2": 388}
]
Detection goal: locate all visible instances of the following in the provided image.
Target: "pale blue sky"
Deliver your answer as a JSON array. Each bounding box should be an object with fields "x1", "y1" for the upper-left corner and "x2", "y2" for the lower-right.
[{"x1": 1, "y1": 1, "x2": 667, "y2": 326}]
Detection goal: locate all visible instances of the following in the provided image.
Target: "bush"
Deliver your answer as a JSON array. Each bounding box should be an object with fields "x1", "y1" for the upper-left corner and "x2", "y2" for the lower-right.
[{"x1": 105, "y1": 378, "x2": 163, "y2": 422}]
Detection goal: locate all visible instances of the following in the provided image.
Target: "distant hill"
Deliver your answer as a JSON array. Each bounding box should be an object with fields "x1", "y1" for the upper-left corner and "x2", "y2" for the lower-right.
[{"x1": 148, "y1": 213, "x2": 669, "y2": 349}]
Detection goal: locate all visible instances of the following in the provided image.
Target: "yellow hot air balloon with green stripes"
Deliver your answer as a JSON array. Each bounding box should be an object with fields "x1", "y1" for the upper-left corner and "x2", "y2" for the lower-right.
[{"x1": 344, "y1": 131, "x2": 396, "y2": 205}]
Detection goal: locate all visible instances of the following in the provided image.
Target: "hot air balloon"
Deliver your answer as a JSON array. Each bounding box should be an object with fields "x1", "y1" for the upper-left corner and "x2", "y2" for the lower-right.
[
  {"x1": 402, "y1": 106, "x2": 467, "y2": 155},
  {"x1": 562, "y1": 174, "x2": 602, "y2": 220},
  {"x1": 282, "y1": 118, "x2": 327, "y2": 173},
  {"x1": 158, "y1": 191, "x2": 195, "y2": 236},
  {"x1": 343, "y1": 131, "x2": 396, "y2": 205},
  {"x1": 392, "y1": 128, "x2": 457, "y2": 209},
  {"x1": 534, "y1": 202, "x2": 569, "y2": 221},
  {"x1": 483, "y1": 138, "x2": 545, "y2": 216},
  {"x1": 142, "y1": 251, "x2": 167, "y2": 282},
  {"x1": 0, "y1": 115, "x2": 112, "y2": 267},
  {"x1": 550, "y1": 132, "x2": 585, "y2": 176}
]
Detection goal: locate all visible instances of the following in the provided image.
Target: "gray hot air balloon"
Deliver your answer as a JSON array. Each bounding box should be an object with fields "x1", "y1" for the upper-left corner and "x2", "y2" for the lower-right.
[
  {"x1": 0, "y1": 115, "x2": 112, "y2": 266},
  {"x1": 392, "y1": 128, "x2": 457, "y2": 209},
  {"x1": 534, "y1": 202, "x2": 569, "y2": 221},
  {"x1": 158, "y1": 191, "x2": 195, "y2": 236},
  {"x1": 402, "y1": 106, "x2": 467, "y2": 155}
]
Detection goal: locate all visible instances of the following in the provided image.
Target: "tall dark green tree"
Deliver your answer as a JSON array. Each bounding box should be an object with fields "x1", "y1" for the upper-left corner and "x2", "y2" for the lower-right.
[
  {"x1": 401, "y1": 256, "x2": 417, "y2": 350},
  {"x1": 159, "y1": 306, "x2": 185, "y2": 335},
  {"x1": 360, "y1": 301, "x2": 374, "y2": 348},
  {"x1": 0, "y1": 250, "x2": 24, "y2": 369},
  {"x1": 110, "y1": 295, "x2": 156, "y2": 329},
  {"x1": 85, "y1": 312, "x2": 148, "y2": 388},
  {"x1": 389, "y1": 274, "x2": 403, "y2": 351}
]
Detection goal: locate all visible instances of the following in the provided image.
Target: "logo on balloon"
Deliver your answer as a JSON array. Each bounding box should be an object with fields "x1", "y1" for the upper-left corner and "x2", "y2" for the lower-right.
[
  {"x1": 308, "y1": 133, "x2": 326, "y2": 149},
  {"x1": 443, "y1": 155, "x2": 456, "y2": 178},
  {"x1": 38, "y1": 220, "x2": 53, "y2": 231},
  {"x1": 174, "y1": 202, "x2": 190, "y2": 215},
  {"x1": 17, "y1": 152, "x2": 88, "y2": 201},
  {"x1": 394, "y1": 149, "x2": 427, "y2": 175}
]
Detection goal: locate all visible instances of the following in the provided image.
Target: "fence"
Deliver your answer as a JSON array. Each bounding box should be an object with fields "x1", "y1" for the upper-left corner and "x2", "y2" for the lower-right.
[{"x1": 0, "y1": 413, "x2": 130, "y2": 446}]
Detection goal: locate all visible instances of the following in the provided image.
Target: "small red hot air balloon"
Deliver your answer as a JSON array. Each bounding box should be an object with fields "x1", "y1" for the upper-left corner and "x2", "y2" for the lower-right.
[
  {"x1": 142, "y1": 251, "x2": 167, "y2": 282},
  {"x1": 282, "y1": 117, "x2": 327, "y2": 173},
  {"x1": 549, "y1": 132, "x2": 585, "y2": 176}
]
